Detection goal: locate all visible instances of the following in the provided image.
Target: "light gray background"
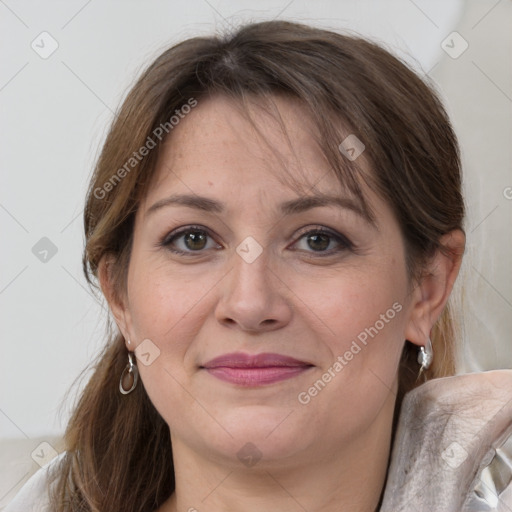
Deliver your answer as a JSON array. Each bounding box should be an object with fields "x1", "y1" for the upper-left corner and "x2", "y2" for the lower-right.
[{"x1": 1, "y1": 0, "x2": 511, "y2": 504}]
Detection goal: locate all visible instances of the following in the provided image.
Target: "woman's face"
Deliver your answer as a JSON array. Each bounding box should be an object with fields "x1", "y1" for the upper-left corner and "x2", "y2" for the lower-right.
[{"x1": 117, "y1": 95, "x2": 421, "y2": 468}]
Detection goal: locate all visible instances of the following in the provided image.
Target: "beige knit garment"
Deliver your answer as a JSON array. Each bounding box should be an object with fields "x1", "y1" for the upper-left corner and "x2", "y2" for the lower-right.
[{"x1": 381, "y1": 370, "x2": 512, "y2": 511}]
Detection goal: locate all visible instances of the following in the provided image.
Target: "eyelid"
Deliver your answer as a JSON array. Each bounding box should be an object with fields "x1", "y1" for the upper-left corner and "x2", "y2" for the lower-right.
[
  {"x1": 160, "y1": 223, "x2": 354, "y2": 257},
  {"x1": 160, "y1": 225, "x2": 221, "y2": 255},
  {"x1": 161, "y1": 224, "x2": 211, "y2": 244},
  {"x1": 290, "y1": 225, "x2": 354, "y2": 253}
]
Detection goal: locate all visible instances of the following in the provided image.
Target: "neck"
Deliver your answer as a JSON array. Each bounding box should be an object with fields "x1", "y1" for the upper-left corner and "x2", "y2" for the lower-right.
[{"x1": 159, "y1": 391, "x2": 395, "y2": 512}]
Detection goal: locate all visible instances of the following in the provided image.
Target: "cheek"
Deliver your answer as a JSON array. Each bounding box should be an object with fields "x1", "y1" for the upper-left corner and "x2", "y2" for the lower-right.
[
  {"x1": 125, "y1": 259, "x2": 219, "y2": 431},
  {"x1": 126, "y1": 254, "x2": 219, "y2": 345},
  {"x1": 294, "y1": 263, "x2": 408, "y2": 349},
  {"x1": 293, "y1": 266, "x2": 407, "y2": 405}
]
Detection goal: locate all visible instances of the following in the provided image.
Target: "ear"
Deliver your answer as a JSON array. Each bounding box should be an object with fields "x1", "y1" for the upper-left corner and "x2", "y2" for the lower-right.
[
  {"x1": 404, "y1": 229, "x2": 465, "y2": 346},
  {"x1": 98, "y1": 255, "x2": 133, "y2": 349}
]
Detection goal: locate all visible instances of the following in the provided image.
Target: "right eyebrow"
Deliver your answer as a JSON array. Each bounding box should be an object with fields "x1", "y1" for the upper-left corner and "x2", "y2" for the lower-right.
[{"x1": 146, "y1": 194, "x2": 224, "y2": 215}]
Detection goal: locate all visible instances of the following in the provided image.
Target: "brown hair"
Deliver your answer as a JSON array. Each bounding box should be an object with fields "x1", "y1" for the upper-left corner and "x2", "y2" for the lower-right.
[{"x1": 50, "y1": 20, "x2": 464, "y2": 511}]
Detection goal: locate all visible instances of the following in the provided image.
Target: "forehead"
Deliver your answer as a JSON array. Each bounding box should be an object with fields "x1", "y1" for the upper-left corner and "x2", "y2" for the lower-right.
[
  {"x1": 143, "y1": 94, "x2": 380, "y2": 226},
  {"x1": 152, "y1": 95, "x2": 329, "y2": 192}
]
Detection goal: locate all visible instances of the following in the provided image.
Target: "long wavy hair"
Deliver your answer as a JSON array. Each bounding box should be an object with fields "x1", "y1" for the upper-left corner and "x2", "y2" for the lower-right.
[{"x1": 49, "y1": 20, "x2": 465, "y2": 511}]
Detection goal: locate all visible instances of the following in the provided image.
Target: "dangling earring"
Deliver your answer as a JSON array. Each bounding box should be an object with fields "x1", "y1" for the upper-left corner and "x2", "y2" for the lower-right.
[
  {"x1": 119, "y1": 352, "x2": 139, "y2": 395},
  {"x1": 417, "y1": 338, "x2": 433, "y2": 378}
]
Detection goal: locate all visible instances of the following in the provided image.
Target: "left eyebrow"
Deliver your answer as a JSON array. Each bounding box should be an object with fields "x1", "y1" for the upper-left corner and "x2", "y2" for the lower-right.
[
  {"x1": 279, "y1": 195, "x2": 376, "y2": 227},
  {"x1": 146, "y1": 192, "x2": 376, "y2": 227}
]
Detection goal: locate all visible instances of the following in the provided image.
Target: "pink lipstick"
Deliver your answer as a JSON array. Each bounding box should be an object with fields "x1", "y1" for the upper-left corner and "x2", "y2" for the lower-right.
[{"x1": 201, "y1": 352, "x2": 313, "y2": 386}]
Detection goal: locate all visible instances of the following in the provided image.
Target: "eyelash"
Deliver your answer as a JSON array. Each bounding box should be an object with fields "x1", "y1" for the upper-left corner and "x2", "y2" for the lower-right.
[{"x1": 159, "y1": 224, "x2": 354, "y2": 257}]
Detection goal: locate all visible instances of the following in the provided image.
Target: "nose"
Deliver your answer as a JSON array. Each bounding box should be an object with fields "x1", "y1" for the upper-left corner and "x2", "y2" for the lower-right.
[{"x1": 214, "y1": 248, "x2": 293, "y2": 333}]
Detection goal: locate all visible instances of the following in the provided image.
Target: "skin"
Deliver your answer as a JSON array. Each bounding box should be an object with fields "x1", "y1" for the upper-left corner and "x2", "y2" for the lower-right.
[{"x1": 100, "y1": 95, "x2": 465, "y2": 512}]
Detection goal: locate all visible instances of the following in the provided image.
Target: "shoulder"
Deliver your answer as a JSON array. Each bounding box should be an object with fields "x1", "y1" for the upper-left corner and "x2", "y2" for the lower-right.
[
  {"x1": 382, "y1": 370, "x2": 512, "y2": 511},
  {"x1": 4, "y1": 452, "x2": 65, "y2": 512}
]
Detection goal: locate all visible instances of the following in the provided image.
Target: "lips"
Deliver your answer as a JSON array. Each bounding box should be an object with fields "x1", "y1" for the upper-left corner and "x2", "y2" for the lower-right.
[
  {"x1": 201, "y1": 352, "x2": 313, "y2": 386},
  {"x1": 202, "y1": 352, "x2": 312, "y2": 369}
]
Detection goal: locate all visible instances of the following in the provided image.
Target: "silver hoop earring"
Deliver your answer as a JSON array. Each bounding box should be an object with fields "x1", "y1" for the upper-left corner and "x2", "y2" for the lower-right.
[
  {"x1": 417, "y1": 338, "x2": 433, "y2": 372},
  {"x1": 119, "y1": 352, "x2": 139, "y2": 395}
]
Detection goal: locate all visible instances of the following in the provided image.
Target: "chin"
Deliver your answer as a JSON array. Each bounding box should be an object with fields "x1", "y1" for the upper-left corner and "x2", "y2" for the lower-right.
[{"x1": 211, "y1": 408, "x2": 310, "y2": 462}]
